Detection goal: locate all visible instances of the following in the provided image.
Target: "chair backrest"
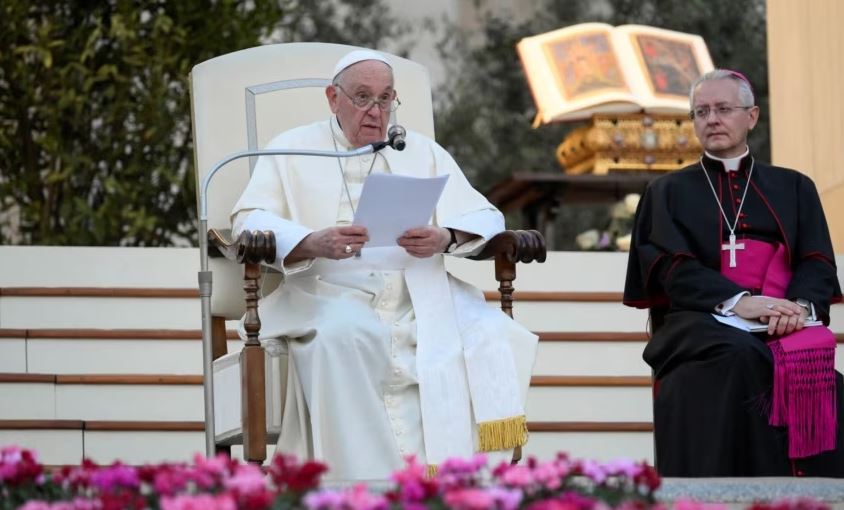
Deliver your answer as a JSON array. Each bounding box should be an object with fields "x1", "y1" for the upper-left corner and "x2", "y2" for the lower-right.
[{"x1": 190, "y1": 42, "x2": 435, "y2": 319}]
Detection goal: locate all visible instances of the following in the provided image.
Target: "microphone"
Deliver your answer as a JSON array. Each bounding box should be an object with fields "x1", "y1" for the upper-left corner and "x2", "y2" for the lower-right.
[
  {"x1": 387, "y1": 125, "x2": 406, "y2": 151},
  {"x1": 369, "y1": 125, "x2": 407, "y2": 153}
]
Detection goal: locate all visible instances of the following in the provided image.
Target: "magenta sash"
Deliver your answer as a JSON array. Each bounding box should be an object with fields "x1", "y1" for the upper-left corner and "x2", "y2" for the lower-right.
[{"x1": 721, "y1": 239, "x2": 837, "y2": 459}]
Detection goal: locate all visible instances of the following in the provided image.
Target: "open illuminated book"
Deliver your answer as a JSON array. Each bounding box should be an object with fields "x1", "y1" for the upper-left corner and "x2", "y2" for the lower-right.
[
  {"x1": 517, "y1": 23, "x2": 714, "y2": 124},
  {"x1": 713, "y1": 314, "x2": 823, "y2": 333}
]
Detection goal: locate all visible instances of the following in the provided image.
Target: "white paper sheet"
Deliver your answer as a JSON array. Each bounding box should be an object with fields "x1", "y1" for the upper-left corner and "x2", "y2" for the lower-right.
[
  {"x1": 353, "y1": 173, "x2": 449, "y2": 247},
  {"x1": 712, "y1": 313, "x2": 823, "y2": 332}
]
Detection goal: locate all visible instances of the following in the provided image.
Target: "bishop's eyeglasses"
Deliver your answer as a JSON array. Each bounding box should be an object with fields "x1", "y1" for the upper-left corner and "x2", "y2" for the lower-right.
[
  {"x1": 335, "y1": 84, "x2": 401, "y2": 112},
  {"x1": 689, "y1": 104, "x2": 753, "y2": 120}
]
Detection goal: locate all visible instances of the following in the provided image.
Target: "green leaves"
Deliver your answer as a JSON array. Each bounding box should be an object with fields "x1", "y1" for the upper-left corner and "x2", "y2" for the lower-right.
[{"x1": 0, "y1": 0, "x2": 402, "y2": 246}]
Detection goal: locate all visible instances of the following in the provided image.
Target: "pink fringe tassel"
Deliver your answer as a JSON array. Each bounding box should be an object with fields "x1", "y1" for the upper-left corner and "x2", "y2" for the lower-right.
[{"x1": 769, "y1": 340, "x2": 837, "y2": 459}]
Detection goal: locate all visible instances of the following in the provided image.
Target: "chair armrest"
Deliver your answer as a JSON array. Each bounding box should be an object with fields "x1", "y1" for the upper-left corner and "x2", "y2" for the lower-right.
[
  {"x1": 206, "y1": 227, "x2": 275, "y2": 464},
  {"x1": 208, "y1": 228, "x2": 276, "y2": 265},
  {"x1": 468, "y1": 230, "x2": 547, "y2": 264}
]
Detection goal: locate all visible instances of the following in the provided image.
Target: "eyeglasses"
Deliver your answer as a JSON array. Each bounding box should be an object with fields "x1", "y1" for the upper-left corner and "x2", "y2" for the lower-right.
[
  {"x1": 689, "y1": 105, "x2": 753, "y2": 120},
  {"x1": 334, "y1": 84, "x2": 401, "y2": 112}
]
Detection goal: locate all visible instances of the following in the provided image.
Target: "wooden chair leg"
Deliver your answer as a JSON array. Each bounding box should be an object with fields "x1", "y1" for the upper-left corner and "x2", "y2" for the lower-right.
[
  {"x1": 495, "y1": 255, "x2": 516, "y2": 319},
  {"x1": 241, "y1": 261, "x2": 267, "y2": 463}
]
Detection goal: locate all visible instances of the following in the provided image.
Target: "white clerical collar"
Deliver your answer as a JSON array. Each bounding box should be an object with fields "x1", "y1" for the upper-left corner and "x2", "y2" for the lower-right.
[{"x1": 704, "y1": 147, "x2": 749, "y2": 172}]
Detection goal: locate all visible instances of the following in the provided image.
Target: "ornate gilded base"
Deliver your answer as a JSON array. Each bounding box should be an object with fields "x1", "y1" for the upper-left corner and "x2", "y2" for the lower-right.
[{"x1": 556, "y1": 113, "x2": 701, "y2": 174}]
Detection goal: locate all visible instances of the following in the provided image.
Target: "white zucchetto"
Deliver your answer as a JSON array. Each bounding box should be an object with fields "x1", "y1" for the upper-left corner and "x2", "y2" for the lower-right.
[{"x1": 332, "y1": 49, "x2": 391, "y2": 81}]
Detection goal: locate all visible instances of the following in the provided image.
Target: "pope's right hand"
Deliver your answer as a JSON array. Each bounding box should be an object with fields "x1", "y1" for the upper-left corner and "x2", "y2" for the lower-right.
[{"x1": 296, "y1": 226, "x2": 369, "y2": 260}]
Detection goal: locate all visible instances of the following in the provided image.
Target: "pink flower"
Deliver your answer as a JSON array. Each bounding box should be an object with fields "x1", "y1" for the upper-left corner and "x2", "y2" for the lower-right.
[
  {"x1": 190, "y1": 453, "x2": 234, "y2": 489},
  {"x1": 603, "y1": 458, "x2": 639, "y2": 479},
  {"x1": 304, "y1": 489, "x2": 345, "y2": 509},
  {"x1": 487, "y1": 486, "x2": 524, "y2": 510},
  {"x1": 304, "y1": 485, "x2": 388, "y2": 510},
  {"x1": 16, "y1": 500, "x2": 101, "y2": 510},
  {"x1": 16, "y1": 502, "x2": 53, "y2": 510},
  {"x1": 0, "y1": 446, "x2": 43, "y2": 486},
  {"x1": 498, "y1": 465, "x2": 534, "y2": 488},
  {"x1": 390, "y1": 456, "x2": 427, "y2": 485},
  {"x1": 579, "y1": 460, "x2": 607, "y2": 484},
  {"x1": 443, "y1": 488, "x2": 494, "y2": 510},
  {"x1": 341, "y1": 484, "x2": 389, "y2": 510},
  {"x1": 531, "y1": 462, "x2": 563, "y2": 491},
  {"x1": 440, "y1": 454, "x2": 488, "y2": 475},
  {"x1": 151, "y1": 466, "x2": 191, "y2": 496},
  {"x1": 388, "y1": 456, "x2": 438, "y2": 504},
  {"x1": 160, "y1": 493, "x2": 237, "y2": 510},
  {"x1": 223, "y1": 463, "x2": 266, "y2": 496},
  {"x1": 90, "y1": 463, "x2": 139, "y2": 491},
  {"x1": 267, "y1": 454, "x2": 328, "y2": 493}
]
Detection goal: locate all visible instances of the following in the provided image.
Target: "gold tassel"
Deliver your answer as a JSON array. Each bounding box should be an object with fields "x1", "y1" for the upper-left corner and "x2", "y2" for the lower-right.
[
  {"x1": 531, "y1": 112, "x2": 542, "y2": 129},
  {"x1": 426, "y1": 464, "x2": 438, "y2": 478},
  {"x1": 478, "y1": 415, "x2": 528, "y2": 452}
]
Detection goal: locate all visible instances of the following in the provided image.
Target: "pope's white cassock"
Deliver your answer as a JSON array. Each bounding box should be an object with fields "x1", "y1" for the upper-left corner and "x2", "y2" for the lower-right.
[{"x1": 231, "y1": 116, "x2": 538, "y2": 481}]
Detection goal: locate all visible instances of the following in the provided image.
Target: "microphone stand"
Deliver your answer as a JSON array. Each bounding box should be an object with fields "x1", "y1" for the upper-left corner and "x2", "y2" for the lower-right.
[{"x1": 198, "y1": 141, "x2": 391, "y2": 457}]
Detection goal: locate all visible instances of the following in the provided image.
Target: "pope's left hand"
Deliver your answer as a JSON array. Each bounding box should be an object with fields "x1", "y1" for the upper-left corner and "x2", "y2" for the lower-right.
[{"x1": 398, "y1": 226, "x2": 450, "y2": 258}]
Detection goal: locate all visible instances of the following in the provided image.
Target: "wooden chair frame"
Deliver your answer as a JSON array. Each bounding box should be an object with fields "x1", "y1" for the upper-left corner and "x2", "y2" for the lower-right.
[{"x1": 206, "y1": 228, "x2": 546, "y2": 462}]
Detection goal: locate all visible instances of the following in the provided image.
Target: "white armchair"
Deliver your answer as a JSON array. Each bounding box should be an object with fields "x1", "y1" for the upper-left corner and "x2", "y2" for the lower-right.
[{"x1": 189, "y1": 42, "x2": 545, "y2": 463}]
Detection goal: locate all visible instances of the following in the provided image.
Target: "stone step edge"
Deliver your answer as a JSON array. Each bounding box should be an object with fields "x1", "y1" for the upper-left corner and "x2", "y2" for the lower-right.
[
  {"x1": 0, "y1": 287, "x2": 626, "y2": 302},
  {"x1": 0, "y1": 419, "x2": 652, "y2": 433},
  {"x1": 5, "y1": 287, "x2": 844, "y2": 308},
  {"x1": 0, "y1": 328, "x2": 657, "y2": 342},
  {"x1": 0, "y1": 373, "x2": 654, "y2": 387},
  {"x1": 3, "y1": 328, "x2": 843, "y2": 343}
]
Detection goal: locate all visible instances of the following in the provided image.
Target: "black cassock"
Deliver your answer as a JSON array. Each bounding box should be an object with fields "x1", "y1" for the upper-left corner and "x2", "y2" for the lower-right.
[{"x1": 624, "y1": 154, "x2": 844, "y2": 477}]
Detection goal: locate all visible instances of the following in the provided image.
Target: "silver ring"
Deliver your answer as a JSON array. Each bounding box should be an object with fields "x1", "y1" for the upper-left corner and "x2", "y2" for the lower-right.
[
  {"x1": 344, "y1": 244, "x2": 352, "y2": 254},
  {"x1": 766, "y1": 303, "x2": 775, "y2": 310}
]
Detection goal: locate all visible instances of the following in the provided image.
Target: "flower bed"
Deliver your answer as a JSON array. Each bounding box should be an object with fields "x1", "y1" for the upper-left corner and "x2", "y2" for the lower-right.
[{"x1": 0, "y1": 446, "x2": 829, "y2": 510}]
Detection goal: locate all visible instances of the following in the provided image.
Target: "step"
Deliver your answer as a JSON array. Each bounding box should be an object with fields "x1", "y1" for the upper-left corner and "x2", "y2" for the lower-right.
[
  {"x1": 535, "y1": 333, "x2": 650, "y2": 376},
  {"x1": 525, "y1": 430, "x2": 654, "y2": 463},
  {"x1": 1, "y1": 328, "x2": 656, "y2": 376},
  {"x1": 7, "y1": 329, "x2": 843, "y2": 379},
  {"x1": 0, "y1": 421, "x2": 84, "y2": 465},
  {"x1": 0, "y1": 419, "x2": 654, "y2": 465},
  {"x1": 447, "y1": 252, "x2": 633, "y2": 292},
  {"x1": 0, "y1": 375, "x2": 204, "y2": 422},
  {"x1": 527, "y1": 377, "x2": 653, "y2": 422},
  {"x1": 0, "y1": 329, "x2": 242, "y2": 374},
  {"x1": 5, "y1": 285, "x2": 841, "y2": 334},
  {"x1": 0, "y1": 373, "x2": 654, "y2": 424},
  {"x1": 0, "y1": 247, "x2": 200, "y2": 287},
  {"x1": 0, "y1": 420, "x2": 204, "y2": 465},
  {"x1": 0, "y1": 293, "x2": 201, "y2": 329}
]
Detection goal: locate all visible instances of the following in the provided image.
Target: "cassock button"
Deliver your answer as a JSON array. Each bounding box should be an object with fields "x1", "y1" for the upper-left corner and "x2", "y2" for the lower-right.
[
  {"x1": 732, "y1": 184, "x2": 740, "y2": 190},
  {"x1": 741, "y1": 223, "x2": 749, "y2": 229},
  {"x1": 796, "y1": 469, "x2": 805, "y2": 477},
  {"x1": 735, "y1": 198, "x2": 742, "y2": 204}
]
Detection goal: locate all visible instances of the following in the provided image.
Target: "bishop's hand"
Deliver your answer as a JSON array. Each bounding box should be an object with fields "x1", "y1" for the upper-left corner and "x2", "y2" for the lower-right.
[{"x1": 733, "y1": 295, "x2": 806, "y2": 335}]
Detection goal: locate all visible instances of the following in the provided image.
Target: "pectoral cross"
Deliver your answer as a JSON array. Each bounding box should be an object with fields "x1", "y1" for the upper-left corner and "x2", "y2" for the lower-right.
[{"x1": 722, "y1": 233, "x2": 745, "y2": 268}]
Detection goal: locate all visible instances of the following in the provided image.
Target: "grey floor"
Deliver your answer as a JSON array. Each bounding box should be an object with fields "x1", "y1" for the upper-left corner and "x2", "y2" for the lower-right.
[{"x1": 658, "y1": 478, "x2": 844, "y2": 508}]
